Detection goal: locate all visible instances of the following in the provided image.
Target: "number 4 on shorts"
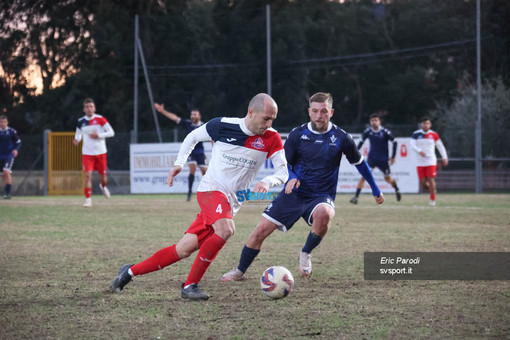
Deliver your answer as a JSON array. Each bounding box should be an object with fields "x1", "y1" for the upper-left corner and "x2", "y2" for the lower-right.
[{"x1": 216, "y1": 204, "x2": 222, "y2": 214}]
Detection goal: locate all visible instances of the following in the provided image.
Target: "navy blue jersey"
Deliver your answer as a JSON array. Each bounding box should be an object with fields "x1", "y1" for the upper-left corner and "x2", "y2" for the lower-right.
[
  {"x1": 0, "y1": 127, "x2": 21, "y2": 157},
  {"x1": 358, "y1": 127, "x2": 395, "y2": 162},
  {"x1": 179, "y1": 119, "x2": 205, "y2": 154},
  {"x1": 286, "y1": 122, "x2": 362, "y2": 199}
]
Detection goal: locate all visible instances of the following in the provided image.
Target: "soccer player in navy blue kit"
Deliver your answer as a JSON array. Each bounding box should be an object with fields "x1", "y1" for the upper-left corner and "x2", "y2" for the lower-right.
[
  {"x1": 154, "y1": 103, "x2": 209, "y2": 201},
  {"x1": 0, "y1": 116, "x2": 21, "y2": 199},
  {"x1": 350, "y1": 113, "x2": 401, "y2": 204},
  {"x1": 222, "y1": 92, "x2": 384, "y2": 281}
]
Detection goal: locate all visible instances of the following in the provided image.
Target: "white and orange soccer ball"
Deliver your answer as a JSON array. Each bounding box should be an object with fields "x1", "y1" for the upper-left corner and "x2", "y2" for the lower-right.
[{"x1": 260, "y1": 266, "x2": 294, "y2": 299}]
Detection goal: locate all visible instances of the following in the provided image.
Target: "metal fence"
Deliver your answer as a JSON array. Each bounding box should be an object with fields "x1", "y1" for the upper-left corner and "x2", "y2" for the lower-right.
[{"x1": 10, "y1": 129, "x2": 510, "y2": 195}]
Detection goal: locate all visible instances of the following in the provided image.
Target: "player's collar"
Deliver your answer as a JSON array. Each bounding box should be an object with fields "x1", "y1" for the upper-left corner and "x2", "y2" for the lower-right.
[
  {"x1": 371, "y1": 126, "x2": 381, "y2": 132},
  {"x1": 84, "y1": 114, "x2": 97, "y2": 120},
  {"x1": 240, "y1": 118, "x2": 255, "y2": 136},
  {"x1": 307, "y1": 122, "x2": 332, "y2": 134}
]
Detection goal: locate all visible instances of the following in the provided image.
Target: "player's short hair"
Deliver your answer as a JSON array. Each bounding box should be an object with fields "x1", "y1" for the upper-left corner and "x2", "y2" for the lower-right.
[
  {"x1": 0, "y1": 115, "x2": 7, "y2": 120},
  {"x1": 190, "y1": 108, "x2": 201, "y2": 114},
  {"x1": 309, "y1": 92, "x2": 333, "y2": 107},
  {"x1": 249, "y1": 93, "x2": 277, "y2": 113},
  {"x1": 420, "y1": 116, "x2": 431, "y2": 123},
  {"x1": 369, "y1": 113, "x2": 380, "y2": 120},
  {"x1": 83, "y1": 98, "x2": 95, "y2": 106}
]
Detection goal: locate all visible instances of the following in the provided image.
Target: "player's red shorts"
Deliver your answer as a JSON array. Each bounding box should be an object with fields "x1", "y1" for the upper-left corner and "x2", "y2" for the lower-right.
[
  {"x1": 82, "y1": 153, "x2": 107, "y2": 174},
  {"x1": 417, "y1": 165, "x2": 437, "y2": 180},
  {"x1": 185, "y1": 191, "x2": 233, "y2": 247}
]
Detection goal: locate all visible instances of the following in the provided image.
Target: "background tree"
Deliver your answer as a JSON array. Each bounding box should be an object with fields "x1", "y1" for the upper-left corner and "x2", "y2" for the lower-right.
[
  {"x1": 431, "y1": 77, "x2": 510, "y2": 159},
  {"x1": 0, "y1": 0, "x2": 508, "y2": 142}
]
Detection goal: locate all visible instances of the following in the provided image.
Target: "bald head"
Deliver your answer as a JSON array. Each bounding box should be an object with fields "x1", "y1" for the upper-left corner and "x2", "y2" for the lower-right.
[
  {"x1": 245, "y1": 93, "x2": 278, "y2": 135},
  {"x1": 248, "y1": 93, "x2": 278, "y2": 114}
]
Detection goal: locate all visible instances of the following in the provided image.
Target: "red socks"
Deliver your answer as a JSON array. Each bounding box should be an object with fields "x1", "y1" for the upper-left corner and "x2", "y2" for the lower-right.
[
  {"x1": 128, "y1": 233, "x2": 226, "y2": 285},
  {"x1": 130, "y1": 244, "x2": 180, "y2": 276},
  {"x1": 84, "y1": 187, "x2": 92, "y2": 198},
  {"x1": 184, "y1": 233, "x2": 226, "y2": 286},
  {"x1": 430, "y1": 193, "x2": 436, "y2": 201}
]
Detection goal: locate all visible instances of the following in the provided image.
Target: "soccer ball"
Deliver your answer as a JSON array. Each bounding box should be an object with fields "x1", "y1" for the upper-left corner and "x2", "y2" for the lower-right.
[{"x1": 260, "y1": 266, "x2": 294, "y2": 299}]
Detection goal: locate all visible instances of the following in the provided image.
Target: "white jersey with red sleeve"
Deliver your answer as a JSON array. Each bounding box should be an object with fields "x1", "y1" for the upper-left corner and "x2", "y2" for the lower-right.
[
  {"x1": 174, "y1": 117, "x2": 288, "y2": 216},
  {"x1": 410, "y1": 129, "x2": 448, "y2": 167},
  {"x1": 74, "y1": 114, "x2": 115, "y2": 155}
]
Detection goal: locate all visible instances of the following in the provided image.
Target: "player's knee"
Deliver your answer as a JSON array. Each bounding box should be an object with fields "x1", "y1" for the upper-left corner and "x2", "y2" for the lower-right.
[
  {"x1": 314, "y1": 207, "x2": 334, "y2": 225},
  {"x1": 213, "y1": 220, "x2": 235, "y2": 240},
  {"x1": 176, "y1": 245, "x2": 194, "y2": 259}
]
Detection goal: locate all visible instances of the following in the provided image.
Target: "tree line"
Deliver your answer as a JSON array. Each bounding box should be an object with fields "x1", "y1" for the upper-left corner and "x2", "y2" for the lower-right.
[{"x1": 1, "y1": 0, "x2": 509, "y2": 155}]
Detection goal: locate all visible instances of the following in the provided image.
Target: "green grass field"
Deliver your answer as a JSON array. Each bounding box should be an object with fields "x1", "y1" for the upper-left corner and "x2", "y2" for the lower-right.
[{"x1": 1, "y1": 194, "x2": 509, "y2": 339}]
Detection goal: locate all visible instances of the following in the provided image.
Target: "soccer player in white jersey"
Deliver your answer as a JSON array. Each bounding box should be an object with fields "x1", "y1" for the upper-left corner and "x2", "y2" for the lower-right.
[
  {"x1": 221, "y1": 92, "x2": 384, "y2": 282},
  {"x1": 110, "y1": 93, "x2": 288, "y2": 300},
  {"x1": 73, "y1": 98, "x2": 115, "y2": 207},
  {"x1": 410, "y1": 116, "x2": 448, "y2": 206}
]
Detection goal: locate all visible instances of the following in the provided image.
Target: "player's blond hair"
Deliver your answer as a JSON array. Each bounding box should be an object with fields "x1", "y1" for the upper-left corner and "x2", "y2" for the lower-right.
[{"x1": 309, "y1": 92, "x2": 333, "y2": 107}]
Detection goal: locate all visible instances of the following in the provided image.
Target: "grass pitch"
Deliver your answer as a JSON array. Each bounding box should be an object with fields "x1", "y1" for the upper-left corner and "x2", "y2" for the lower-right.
[{"x1": 1, "y1": 194, "x2": 509, "y2": 339}]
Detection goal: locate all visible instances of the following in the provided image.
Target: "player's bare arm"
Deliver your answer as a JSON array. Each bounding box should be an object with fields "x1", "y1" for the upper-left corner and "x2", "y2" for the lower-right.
[
  {"x1": 154, "y1": 103, "x2": 180, "y2": 123},
  {"x1": 442, "y1": 159, "x2": 449, "y2": 167},
  {"x1": 165, "y1": 165, "x2": 183, "y2": 187},
  {"x1": 285, "y1": 178, "x2": 300, "y2": 194},
  {"x1": 73, "y1": 139, "x2": 79, "y2": 146},
  {"x1": 12, "y1": 150, "x2": 18, "y2": 157}
]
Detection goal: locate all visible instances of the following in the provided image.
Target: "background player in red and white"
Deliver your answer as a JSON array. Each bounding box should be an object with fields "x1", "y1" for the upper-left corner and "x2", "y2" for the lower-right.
[
  {"x1": 110, "y1": 93, "x2": 288, "y2": 300},
  {"x1": 154, "y1": 103, "x2": 209, "y2": 201},
  {"x1": 410, "y1": 116, "x2": 448, "y2": 206},
  {"x1": 73, "y1": 98, "x2": 115, "y2": 207}
]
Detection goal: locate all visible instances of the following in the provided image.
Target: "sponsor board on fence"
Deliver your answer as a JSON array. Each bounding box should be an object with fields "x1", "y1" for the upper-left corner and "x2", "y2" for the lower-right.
[{"x1": 130, "y1": 137, "x2": 418, "y2": 194}]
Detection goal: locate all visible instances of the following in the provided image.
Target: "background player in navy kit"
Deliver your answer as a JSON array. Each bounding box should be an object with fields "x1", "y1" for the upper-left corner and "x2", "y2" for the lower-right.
[
  {"x1": 350, "y1": 113, "x2": 401, "y2": 204},
  {"x1": 154, "y1": 103, "x2": 208, "y2": 201},
  {"x1": 0, "y1": 116, "x2": 21, "y2": 199},
  {"x1": 110, "y1": 93, "x2": 288, "y2": 300},
  {"x1": 221, "y1": 92, "x2": 384, "y2": 281}
]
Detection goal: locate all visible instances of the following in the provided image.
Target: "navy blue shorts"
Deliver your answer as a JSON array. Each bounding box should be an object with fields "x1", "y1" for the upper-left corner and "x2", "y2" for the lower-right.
[
  {"x1": 187, "y1": 151, "x2": 207, "y2": 167},
  {"x1": 367, "y1": 158, "x2": 390, "y2": 176},
  {"x1": 262, "y1": 190, "x2": 335, "y2": 232},
  {"x1": 0, "y1": 155, "x2": 14, "y2": 173}
]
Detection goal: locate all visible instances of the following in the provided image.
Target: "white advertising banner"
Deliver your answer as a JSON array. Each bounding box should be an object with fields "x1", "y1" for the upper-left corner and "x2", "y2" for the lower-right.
[
  {"x1": 130, "y1": 143, "x2": 212, "y2": 194},
  {"x1": 338, "y1": 137, "x2": 418, "y2": 194},
  {"x1": 130, "y1": 137, "x2": 418, "y2": 194}
]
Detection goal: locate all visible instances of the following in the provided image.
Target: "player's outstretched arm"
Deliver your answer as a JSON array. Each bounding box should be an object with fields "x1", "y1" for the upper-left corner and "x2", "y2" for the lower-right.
[
  {"x1": 165, "y1": 165, "x2": 183, "y2": 187},
  {"x1": 154, "y1": 103, "x2": 180, "y2": 123}
]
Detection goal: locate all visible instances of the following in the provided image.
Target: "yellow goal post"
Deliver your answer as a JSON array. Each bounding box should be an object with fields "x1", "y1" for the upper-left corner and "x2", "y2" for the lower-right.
[{"x1": 47, "y1": 131, "x2": 84, "y2": 195}]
